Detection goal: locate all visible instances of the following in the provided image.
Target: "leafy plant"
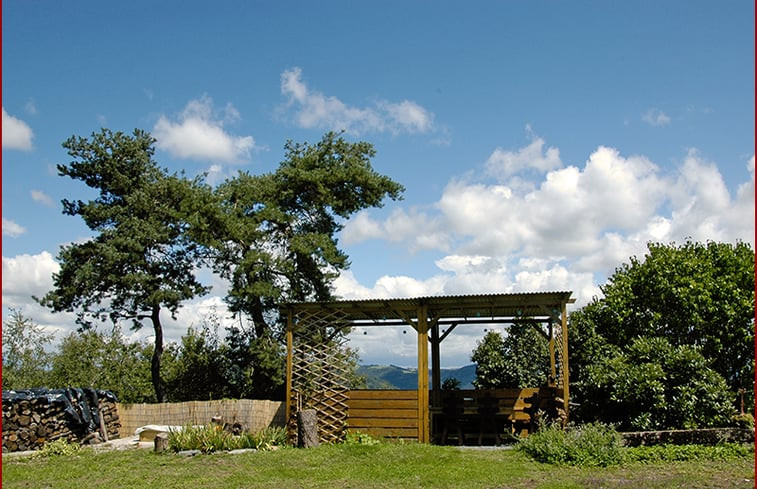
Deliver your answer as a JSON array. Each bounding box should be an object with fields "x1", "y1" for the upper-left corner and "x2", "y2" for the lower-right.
[
  {"x1": 166, "y1": 424, "x2": 286, "y2": 453},
  {"x1": 31, "y1": 438, "x2": 81, "y2": 459},
  {"x1": 344, "y1": 431, "x2": 381, "y2": 446},
  {"x1": 517, "y1": 422, "x2": 626, "y2": 467}
]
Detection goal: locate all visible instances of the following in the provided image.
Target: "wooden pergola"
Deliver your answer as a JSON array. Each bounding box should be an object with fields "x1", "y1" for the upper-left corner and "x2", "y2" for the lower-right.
[{"x1": 282, "y1": 291, "x2": 574, "y2": 444}]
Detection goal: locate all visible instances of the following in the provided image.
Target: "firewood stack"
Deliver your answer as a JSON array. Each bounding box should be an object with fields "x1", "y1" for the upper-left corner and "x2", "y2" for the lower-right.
[{"x1": 2, "y1": 388, "x2": 121, "y2": 452}]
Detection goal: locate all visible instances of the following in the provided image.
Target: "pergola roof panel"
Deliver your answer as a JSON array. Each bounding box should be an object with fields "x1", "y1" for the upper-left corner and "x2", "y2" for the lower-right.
[{"x1": 282, "y1": 291, "x2": 574, "y2": 324}]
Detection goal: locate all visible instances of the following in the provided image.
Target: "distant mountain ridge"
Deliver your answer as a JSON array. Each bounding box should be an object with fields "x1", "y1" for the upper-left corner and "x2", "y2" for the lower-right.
[{"x1": 357, "y1": 364, "x2": 476, "y2": 389}]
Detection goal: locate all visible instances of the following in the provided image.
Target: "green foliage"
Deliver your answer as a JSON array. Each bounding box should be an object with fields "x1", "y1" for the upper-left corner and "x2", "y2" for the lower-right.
[
  {"x1": 31, "y1": 438, "x2": 81, "y2": 458},
  {"x1": 626, "y1": 442, "x2": 754, "y2": 463},
  {"x1": 166, "y1": 424, "x2": 286, "y2": 453},
  {"x1": 442, "y1": 377, "x2": 461, "y2": 390},
  {"x1": 731, "y1": 413, "x2": 754, "y2": 429},
  {"x1": 570, "y1": 240, "x2": 754, "y2": 428},
  {"x1": 578, "y1": 336, "x2": 734, "y2": 430},
  {"x1": 344, "y1": 431, "x2": 381, "y2": 446},
  {"x1": 2, "y1": 309, "x2": 53, "y2": 390},
  {"x1": 162, "y1": 312, "x2": 286, "y2": 401},
  {"x1": 208, "y1": 132, "x2": 403, "y2": 341},
  {"x1": 37, "y1": 128, "x2": 213, "y2": 402},
  {"x1": 471, "y1": 324, "x2": 549, "y2": 389},
  {"x1": 49, "y1": 327, "x2": 154, "y2": 403},
  {"x1": 571, "y1": 240, "x2": 754, "y2": 394},
  {"x1": 517, "y1": 423, "x2": 626, "y2": 467}
]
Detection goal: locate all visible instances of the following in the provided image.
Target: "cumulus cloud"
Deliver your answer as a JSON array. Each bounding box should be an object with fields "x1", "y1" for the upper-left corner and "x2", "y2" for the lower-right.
[
  {"x1": 2, "y1": 218, "x2": 27, "y2": 237},
  {"x1": 2, "y1": 107, "x2": 34, "y2": 150},
  {"x1": 642, "y1": 108, "x2": 671, "y2": 126},
  {"x1": 279, "y1": 67, "x2": 435, "y2": 136},
  {"x1": 341, "y1": 138, "x2": 754, "y2": 307},
  {"x1": 153, "y1": 95, "x2": 255, "y2": 163},
  {"x1": 486, "y1": 131, "x2": 562, "y2": 179},
  {"x1": 31, "y1": 190, "x2": 55, "y2": 207}
]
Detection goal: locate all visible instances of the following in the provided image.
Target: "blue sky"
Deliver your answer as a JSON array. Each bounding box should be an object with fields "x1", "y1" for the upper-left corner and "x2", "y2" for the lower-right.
[{"x1": 3, "y1": 1, "x2": 754, "y2": 367}]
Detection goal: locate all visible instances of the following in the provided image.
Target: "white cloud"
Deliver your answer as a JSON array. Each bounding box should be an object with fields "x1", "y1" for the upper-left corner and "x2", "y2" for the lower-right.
[
  {"x1": 2, "y1": 252, "x2": 59, "y2": 303},
  {"x1": 486, "y1": 133, "x2": 562, "y2": 179},
  {"x1": 2, "y1": 107, "x2": 34, "y2": 150},
  {"x1": 30, "y1": 190, "x2": 55, "y2": 207},
  {"x1": 642, "y1": 108, "x2": 671, "y2": 126},
  {"x1": 340, "y1": 138, "x2": 754, "y2": 315},
  {"x1": 2, "y1": 218, "x2": 27, "y2": 237},
  {"x1": 279, "y1": 67, "x2": 435, "y2": 136},
  {"x1": 153, "y1": 95, "x2": 255, "y2": 163}
]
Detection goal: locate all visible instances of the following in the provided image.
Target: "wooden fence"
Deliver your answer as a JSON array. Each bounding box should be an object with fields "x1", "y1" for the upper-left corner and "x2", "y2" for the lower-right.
[
  {"x1": 346, "y1": 390, "x2": 419, "y2": 441},
  {"x1": 117, "y1": 399, "x2": 286, "y2": 439}
]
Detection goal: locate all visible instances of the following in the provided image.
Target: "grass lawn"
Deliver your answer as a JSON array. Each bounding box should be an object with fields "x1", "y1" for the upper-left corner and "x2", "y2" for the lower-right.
[{"x1": 2, "y1": 443, "x2": 754, "y2": 489}]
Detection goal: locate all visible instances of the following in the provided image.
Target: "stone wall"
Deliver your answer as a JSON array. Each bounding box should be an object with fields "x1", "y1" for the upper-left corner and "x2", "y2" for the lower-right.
[{"x1": 621, "y1": 427, "x2": 755, "y2": 447}]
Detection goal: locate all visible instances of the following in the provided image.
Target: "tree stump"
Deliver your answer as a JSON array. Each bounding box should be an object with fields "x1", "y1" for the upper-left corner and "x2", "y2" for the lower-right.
[
  {"x1": 297, "y1": 409, "x2": 319, "y2": 448},
  {"x1": 154, "y1": 432, "x2": 169, "y2": 452}
]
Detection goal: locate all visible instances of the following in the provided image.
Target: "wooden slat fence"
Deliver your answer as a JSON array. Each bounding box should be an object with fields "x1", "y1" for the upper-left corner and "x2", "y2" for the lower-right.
[{"x1": 346, "y1": 390, "x2": 419, "y2": 441}]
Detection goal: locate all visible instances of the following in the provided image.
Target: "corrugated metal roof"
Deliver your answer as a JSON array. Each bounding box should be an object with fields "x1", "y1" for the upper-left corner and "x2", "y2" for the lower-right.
[{"x1": 281, "y1": 291, "x2": 574, "y2": 323}]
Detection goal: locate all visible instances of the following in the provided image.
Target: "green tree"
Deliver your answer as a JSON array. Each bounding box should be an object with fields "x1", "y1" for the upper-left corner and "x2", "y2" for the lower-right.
[
  {"x1": 570, "y1": 240, "x2": 754, "y2": 398},
  {"x1": 471, "y1": 325, "x2": 550, "y2": 389},
  {"x1": 49, "y1": 327, "x2": 154, "y2": 403},
  {"x1": 203, "y1": 132, "x2": 403, "y2": 396},
  {"x1": 36, "y1": 129, "x2": 211, "y2": 402},
  {"x1": 163, "y1": 324, "x2": 228, "y2": 402},
  {"x1": 578, "y1": 337, "x2": 734, "y2": 430},
  {"x1": 1, "y1": 309, "x2": 53, "y2": 390},
  {"x1": 471, "y1": 331, "x2": 507, "y2": 389},
  {"x1": 211, "y1": 132, "x2": 403, "y2": 333}
]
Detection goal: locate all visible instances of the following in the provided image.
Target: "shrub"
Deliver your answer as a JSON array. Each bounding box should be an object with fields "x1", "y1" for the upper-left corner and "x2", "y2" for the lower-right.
[
  {"x1": 517, "y1": 423, "x2": 625, "y2": 467},
  {"x1": 167, "y1": 424, "x2": 286, "y2": 453},
  {"x1": 31, "y1": 438, "x2": 81, "y2": 458},
  {"x1": 344, "y1": 431, "x2": 381, "y2": 446}
]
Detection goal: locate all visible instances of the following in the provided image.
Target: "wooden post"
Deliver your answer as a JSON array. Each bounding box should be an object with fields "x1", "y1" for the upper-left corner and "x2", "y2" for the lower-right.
[
  {"x1": 431, "y1": 321, "x2": 441, "y2": 407},
  {"x1": 285, "y1": 310, "x2": 295, "y2": 444},
  {"x1": 417, "y1": 303, "x2": 430, "y2": 443},
  {"x1": 154, "y1": 432, "x2": 169, "y2": 452},
  {"x1": 560, "y1": 302, "x2": 570, "y2": 419},
  {"x1": 297, "y1": 409, "x2": 320, "y2": 448}
]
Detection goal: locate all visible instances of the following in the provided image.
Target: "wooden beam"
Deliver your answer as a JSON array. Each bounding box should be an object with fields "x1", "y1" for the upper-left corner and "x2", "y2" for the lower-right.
[
  {"x1": 416, "y1": 303, "x2": 430, "y2": 443},
  {"x1": 560, "y1": 302, "x2": 570, "y2": 419}
]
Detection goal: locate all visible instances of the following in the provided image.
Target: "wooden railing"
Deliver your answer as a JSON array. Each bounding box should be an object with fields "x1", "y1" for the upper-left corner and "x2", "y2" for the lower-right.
[{"x1": 345, "y1": 388, "x2": 556, "y2": 444}]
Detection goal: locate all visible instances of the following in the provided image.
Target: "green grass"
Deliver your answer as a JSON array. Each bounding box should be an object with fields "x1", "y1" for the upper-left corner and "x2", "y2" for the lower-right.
[{"x1": 3, "y1": 442, "x2": 754, "y2": 489}]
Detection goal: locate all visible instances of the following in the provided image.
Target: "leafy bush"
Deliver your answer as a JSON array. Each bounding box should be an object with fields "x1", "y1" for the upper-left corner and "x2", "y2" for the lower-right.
[
  {"x1": 167, "y1": 424, "x2": 286, "y2": 453},
  {"x1": 731, "y1": 413, "x2": 754, "y2": 429},
  {"x1": 577, "y1": 337, "x2": 735, "y2": 430},
  {"x1": 344, "y1": 431, "x2": 381, "y2": 446},
  {"x1": 31, "y1": 438, "x2": 81, "y2": 458},
  {"x1": 517, "y1": 423, "x2": 626, "y2": 467},
  {"x1": 626, "y1": 443, "x2": 754, "y2": 463}
]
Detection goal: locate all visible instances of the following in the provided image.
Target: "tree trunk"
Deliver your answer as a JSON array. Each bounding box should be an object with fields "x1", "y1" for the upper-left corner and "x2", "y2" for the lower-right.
[
  {"x1": 297, "y1": 409, "x2": 319, "y2": 448},
  {"x1": 150, "y1": 305, "x2": 167, "y2": 403}
]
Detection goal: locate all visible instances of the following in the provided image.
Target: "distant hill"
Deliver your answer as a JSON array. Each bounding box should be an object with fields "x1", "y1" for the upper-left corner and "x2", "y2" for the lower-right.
[{"x1": 357, "y1": 364, "x2": 476, "y2": 389}]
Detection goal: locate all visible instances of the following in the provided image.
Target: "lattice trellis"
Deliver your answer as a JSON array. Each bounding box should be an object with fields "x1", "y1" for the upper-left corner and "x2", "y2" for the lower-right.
[
  {"x1": 554, "y1": 325, "x2": 565, "y2": 390},
  {"x1": 288, "y1": 308, "x2": 353, "y2": 445}
]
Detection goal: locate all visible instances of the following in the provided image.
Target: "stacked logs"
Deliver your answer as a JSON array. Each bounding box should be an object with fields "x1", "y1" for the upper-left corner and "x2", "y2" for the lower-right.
[{"x1": 2, "y1": 388, "x2": 121, "y2": 452}]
